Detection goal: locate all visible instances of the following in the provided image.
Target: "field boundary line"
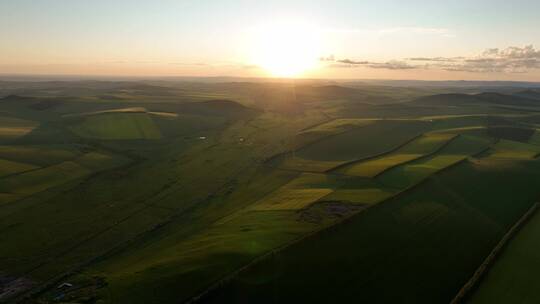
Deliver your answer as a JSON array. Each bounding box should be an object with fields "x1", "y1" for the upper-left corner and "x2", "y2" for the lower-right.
[
  {"x1": 324, "y1": 133, "x2": 424, "y2": 173},
  {"x1": 450, "y1": 202, "x2": 539, "y2": 304},
  {"x1": 263, "y1": 120, "x2": 379, "y2": 165},
  {"x1": 372, "y1": 134, "x2": 460, "y2": 178}
]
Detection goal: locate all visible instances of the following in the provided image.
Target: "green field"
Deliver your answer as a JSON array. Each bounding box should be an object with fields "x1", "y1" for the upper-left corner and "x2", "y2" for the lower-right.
[
  {"x1": 295, "y1": 120, "x2": 429, "y2": 161},
  {"x1": 468, "y1": 209, "x2": 540, "y2": 304},
  {"x1": 0, "y1": 145, "x2": 80, "y2": 166},
  {"x1": 273, "y1": 120, "x2": 429, "y2": 172},
  {"x1": 69, "y1": 112, "x2": 162, "y2": 140}
]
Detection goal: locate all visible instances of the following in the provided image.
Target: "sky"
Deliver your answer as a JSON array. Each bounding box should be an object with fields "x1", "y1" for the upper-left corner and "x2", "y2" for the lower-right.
[{"x1": 1, "y1": 0, "x2": 540, "y2": 80}]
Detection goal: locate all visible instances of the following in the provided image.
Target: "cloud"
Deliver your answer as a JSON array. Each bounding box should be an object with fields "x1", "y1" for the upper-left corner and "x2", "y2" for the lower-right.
[
  {"x1": 325, "y1": 45, "x2": 540, "y2": 73},
  {"x1": 336, "y1": 59, "x2": 370, "y2": 65},
  {"x1": 408, "y1": 57, "x2": 464, "y2": 62},
  {"x1": 326, "y1": 59, "x2": 417, "y2": 70},
  {"x1": 369, "y1": 60, "x2": 417, "y2": 70},
  {"x1": 442, "y1": 45, "x2": 540, "y2": 73}
]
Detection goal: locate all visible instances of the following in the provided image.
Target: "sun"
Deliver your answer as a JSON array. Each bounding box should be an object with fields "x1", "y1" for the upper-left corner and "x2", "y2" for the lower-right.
[{"x1": 247, "y1": 20, "x2": 323, "y2": 77}]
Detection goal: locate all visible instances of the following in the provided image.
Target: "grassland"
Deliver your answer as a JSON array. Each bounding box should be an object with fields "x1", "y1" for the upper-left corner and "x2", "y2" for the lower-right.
[
  {"x1": 468, "y1": 209, "x2": 540, "y2": 304},
  {"x1": 2, "y1": 81, "x2": 540, "y2": 304}
]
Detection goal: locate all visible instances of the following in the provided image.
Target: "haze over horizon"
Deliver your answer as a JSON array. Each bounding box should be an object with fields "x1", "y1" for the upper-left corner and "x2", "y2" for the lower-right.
[{"x1": 2, "y1": 0, "x2": 540, "y2": 81}]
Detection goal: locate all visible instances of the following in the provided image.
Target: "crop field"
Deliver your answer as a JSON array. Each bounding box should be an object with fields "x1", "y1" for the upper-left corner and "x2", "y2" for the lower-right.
[
  {"x1": 339, "y1": 153, "x2": 421, "y2": 177},
  {"x1": 483, "y1": 139, "x2": 540, "y2": 159},
  {"x1": 321, "y1": 187, "x2": 395, "y2": 204},
  {"x1": 468, "y1": 209, "x2": 540, "y2": 304},
  {"x1": 377, "y1": 134, "x2": 494, "y2": 189},
  {"x1": 294, "y1": 120, "x2": 429, "y2": 161},
  {"x1": 2, "y1": 81, "x2": 540, "y2": 304},
  {"x1": 0, "y1": 115, "x2": 39, "y2": 140},
  {"x1": 336, "y1": 133, "x2": 456, "y2": 177},
  {"x1": 272, "y1": 120, "x2": 429, "y2": 172},
  {"x1": 251, "y1": 189, "x2": 333, "y2": 211},
  {"x1": 69, "y1": 112, "x2": 162, "y2": 140}
]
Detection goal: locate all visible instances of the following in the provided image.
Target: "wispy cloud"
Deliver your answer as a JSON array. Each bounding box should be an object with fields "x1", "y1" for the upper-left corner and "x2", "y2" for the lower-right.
[
  {"x1": 369, "y1": 60, "x2": 417, "y2": 70},
  {"x1": 408, "y1": 57, "x2": 464, "y2": 62},
  {"x1": 322, "y1": 57, "x2": 417, "y2": 70},
  {"x1": 323, "y1": 45, "x2": 540, "y2": 73},
  {"x1": 336, "y1": 59, "x2": 370, "y2": 65},
  {"x1": 425, "y1": 45, "x2": 540, "y2": 73}
]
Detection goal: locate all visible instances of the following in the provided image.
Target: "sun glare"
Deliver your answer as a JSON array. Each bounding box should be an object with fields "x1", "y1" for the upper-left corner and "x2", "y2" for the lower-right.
[{"x1": 247, "y1": 20, "x2": 322, "y2": 77}]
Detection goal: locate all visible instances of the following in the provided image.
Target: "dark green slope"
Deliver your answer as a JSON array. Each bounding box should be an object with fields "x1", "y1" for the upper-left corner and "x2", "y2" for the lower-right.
[{"x1": 200, "y1": 159, "x2": 540, "y2": 304}]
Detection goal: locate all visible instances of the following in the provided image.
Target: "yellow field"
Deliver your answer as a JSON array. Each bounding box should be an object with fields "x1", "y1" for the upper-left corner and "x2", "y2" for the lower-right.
[
  {"x1": 485, "y1": 139, "x2": 540, "y2": 159},
  {"x1": 280, "y1": 157, "x2": 343, "y2": 172},
  {"x1": 342, "y1": 154, "x2": 422, "y2": 177},
  {"x1": 340, "y1": 133, "x2": 456, "y2": 177},
  {"x1": 251, "y1": 173, "x2": 333, "y2": 211},
  {"x1": 411, "y1": 155, "x2": 466, "y2": 171},
  {"x1": 251, "y1": 188, "x2": 333, "y2": 211},
  {"x1": 0, "y1": 116, "x2": 39, "y2": 139}
]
